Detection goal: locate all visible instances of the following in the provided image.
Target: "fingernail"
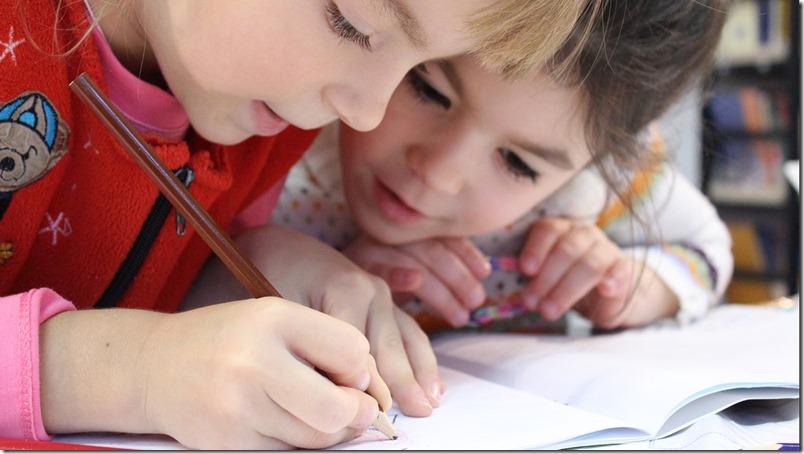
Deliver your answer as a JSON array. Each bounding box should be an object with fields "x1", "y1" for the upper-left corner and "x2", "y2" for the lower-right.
[
  {"x1": 541, "y1": 300, "x2": 558, "y2": 319},
  {"x1": 355, "y1": 369, "x2": 371, "y2": 391},
  {"x1": 468, "y1": 286, "x2": 486, "y2": 309},
  {"x1": 475, "y1": 258, "x2": 492, "y2": 277},
  {"x1": 520, "y1": 258, "x2": 537, "y2": 274},
  {"x1": 524, "y1": 294, "x2": 539, "y2": 311},
  {"x1": 428, "y1": 381, "x2": 442, "y2": 408},
  {"x1": 414, "y1": 388, "x2": 434, "y2": 411},
  {"x1": 450, "y1": 310, "x2": 469, "y2": 327},
  {"x1": 602, "y1": 278, "x2": 618, "y2": 295}
]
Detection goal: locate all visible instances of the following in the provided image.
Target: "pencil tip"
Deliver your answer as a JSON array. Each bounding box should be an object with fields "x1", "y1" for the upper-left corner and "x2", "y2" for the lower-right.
[{"x1": 373, "y1": 410, "x2": 398, "y2": 440}]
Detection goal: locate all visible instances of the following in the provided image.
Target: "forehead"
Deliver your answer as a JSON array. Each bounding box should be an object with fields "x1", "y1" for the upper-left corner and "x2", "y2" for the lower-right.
[
  {"x1": 373, "y1": 0, "x2": 497, "y2": 57},
  {"x1": 452, "y1": 56, "x2": 591, "y2": 164}
]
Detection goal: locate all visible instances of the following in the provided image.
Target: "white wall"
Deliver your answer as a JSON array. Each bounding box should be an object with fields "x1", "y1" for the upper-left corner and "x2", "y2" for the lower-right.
[{"x1": 655, "y1": 87, "x2": 704, "y2": 187}]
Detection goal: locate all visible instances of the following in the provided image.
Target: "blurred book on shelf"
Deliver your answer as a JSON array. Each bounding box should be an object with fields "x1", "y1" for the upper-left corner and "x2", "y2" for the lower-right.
[
  {"x1": 707, "y1": 85, "x2": 790, "y2": 132},
  {"x1": 728, "y1": 222, "x2": 788, "y2": 273},
  {"x1": 715, "y1": 0, "x2": 791, "y2": 67},
  {"x1": 702, "y1": 0, "x2": 799, "y2": 300},
  {"x1": 726, "y1": 221, "x2": 790, "y2": 304},
  {"x1": 708, "y1": 138, "x2": 788, "y2": 205},
  {"x1": 726, "y1": 278, "x2": 789, "y2": 304}
]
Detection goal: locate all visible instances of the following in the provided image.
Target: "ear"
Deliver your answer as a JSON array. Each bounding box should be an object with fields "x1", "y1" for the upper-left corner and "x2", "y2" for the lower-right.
[
  {"x1": 4, "y1": 92, "x2": 71, "y2": 156},
  {"x1": 49, "y1": 116, "x2": 70, "y2": 163}
]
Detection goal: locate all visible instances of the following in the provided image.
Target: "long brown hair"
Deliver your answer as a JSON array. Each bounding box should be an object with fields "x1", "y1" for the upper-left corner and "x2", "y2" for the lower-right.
[
  {"x1": 467, "y1": 0, "x2": 601, "y2": 79},
  {"x1": 554, "y1": 0, "x2": 730, "y2": 195},
  {"x1": 550, "y1": 0, "x2": 730, "y2": 320}
]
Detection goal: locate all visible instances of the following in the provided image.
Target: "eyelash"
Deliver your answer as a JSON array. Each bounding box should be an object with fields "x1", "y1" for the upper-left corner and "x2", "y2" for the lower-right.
[
  {"x1": 498, "y1": 149, "x2": 539, "y2": 182},
  {"x1": 406, "y1": 68, "x2": 452, "y2": 109},
  {"x1": 326, "y1": 1, "x2": 373, "y2": 51}
]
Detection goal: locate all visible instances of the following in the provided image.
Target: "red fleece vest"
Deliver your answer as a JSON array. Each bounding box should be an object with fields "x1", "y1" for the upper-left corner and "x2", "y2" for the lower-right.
[{"x1": 0, "y1": 0, "x2": 317, "y2": 311}]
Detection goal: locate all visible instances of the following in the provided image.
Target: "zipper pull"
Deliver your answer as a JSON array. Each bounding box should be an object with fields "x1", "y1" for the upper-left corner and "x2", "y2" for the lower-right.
[{"x1": 174, "y1": 165, "x2": 196, "y2": 236}]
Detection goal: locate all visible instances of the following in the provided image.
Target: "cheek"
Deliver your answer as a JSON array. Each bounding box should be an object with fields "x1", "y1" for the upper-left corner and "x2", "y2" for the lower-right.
[
  {"x1": 459, "y1": 189, "x2": 547, "y2": 236},
  {"x1": 179, "y1": 6, "x2": 322, "y2": 98},
  {"x1": 340, "y1": 117, "x2": 409, "y2": 167},
  {"x1": 339, "y1": 128, "x2": 377, "y2": 175}
]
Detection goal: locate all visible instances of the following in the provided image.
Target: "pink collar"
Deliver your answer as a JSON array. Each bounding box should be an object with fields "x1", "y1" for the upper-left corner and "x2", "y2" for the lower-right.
[{"x1": 91, "y1": 24, "x2": 189, "y2": 140}]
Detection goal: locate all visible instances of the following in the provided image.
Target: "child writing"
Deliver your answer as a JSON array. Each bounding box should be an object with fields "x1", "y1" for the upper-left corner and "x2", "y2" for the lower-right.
[
  {"x1": 0, "y1": 0, "x2": 591, "y2": 449},
  {"x1": 260, "y1": 0, "x2": 734, "y2": 332}
]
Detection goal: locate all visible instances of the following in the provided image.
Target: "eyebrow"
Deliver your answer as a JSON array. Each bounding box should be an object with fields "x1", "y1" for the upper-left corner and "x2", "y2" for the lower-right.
[{"x1": 377, "y1": 0, "x2": 428, "y2": 52}]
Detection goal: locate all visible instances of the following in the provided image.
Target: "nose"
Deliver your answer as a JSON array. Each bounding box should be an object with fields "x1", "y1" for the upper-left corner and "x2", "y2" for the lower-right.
[
  {"x1": 405, "y1": 127, "x2": 471, "y2": 196},
  {"x1": 323, "y1": 66, "x2": 405, "y2": 132},
  {"x1": 0, "y1": 156, "x2": 15, "y2": 172}
]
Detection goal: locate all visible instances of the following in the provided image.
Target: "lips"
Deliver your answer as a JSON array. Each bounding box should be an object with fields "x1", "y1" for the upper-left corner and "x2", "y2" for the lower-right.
[
  {"x1": 373, "y1": 179, "x2": 424, "y2": 224},
  {"x1": 251, "y1": 101, "x2": 289, "y2": 136}
]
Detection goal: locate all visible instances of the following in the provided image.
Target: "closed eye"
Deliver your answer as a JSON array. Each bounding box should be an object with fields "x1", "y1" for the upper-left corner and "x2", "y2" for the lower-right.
[
  {"x1": 326, "y1": 1, "x2": 373, "y2": 51},
  {"x1": 406, "y1": 67, "x2": 451, "y2": 109},
  {"x1": 499, "y1": 148, "x2": 539, "y2": 182}
]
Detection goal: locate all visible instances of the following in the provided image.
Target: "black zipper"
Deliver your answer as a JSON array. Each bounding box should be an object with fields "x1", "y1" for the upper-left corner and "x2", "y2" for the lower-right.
[{"x1": 94, "y1": 165, "x2": 195, "y2": 308}]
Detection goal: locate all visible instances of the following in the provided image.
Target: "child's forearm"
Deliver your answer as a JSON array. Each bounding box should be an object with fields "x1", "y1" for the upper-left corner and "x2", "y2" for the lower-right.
[{"x1": 39, "y1": 308, "x2": 165, "y2": 435}]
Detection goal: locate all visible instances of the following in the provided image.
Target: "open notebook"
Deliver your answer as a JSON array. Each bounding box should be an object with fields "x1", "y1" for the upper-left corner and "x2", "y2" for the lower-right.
[
  {"x1": 332, "y1": 302, "x2": 799, "y2": 450},
  {"x1": 52, "y1": 302, "x2": 799, "y2": 450}
]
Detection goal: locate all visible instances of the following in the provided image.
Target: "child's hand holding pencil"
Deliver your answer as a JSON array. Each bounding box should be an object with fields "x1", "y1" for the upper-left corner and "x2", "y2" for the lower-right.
[{"x1": 68, "y1": 73, "x2": 420, "y2": 447}]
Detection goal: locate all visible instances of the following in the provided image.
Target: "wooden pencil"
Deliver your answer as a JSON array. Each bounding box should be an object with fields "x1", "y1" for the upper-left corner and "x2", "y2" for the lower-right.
[
  {"x1": 69, "y1": 72, "x2": 282, "y2": 299},
  {"x1": 373, "y1": 411, "x2": 399, "y2": 440}
]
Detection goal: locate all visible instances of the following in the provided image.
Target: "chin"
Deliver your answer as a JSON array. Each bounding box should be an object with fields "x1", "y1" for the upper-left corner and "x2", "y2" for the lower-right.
[
  {"x1": 358, "y1": 220, "x2": 406, "y2": 246},
  {"x1": 371, "y1": 226, "x2": 427, "y2": 246},
  {"x1": 189, "y1": 117, "x2": 250, "y2": 146}
]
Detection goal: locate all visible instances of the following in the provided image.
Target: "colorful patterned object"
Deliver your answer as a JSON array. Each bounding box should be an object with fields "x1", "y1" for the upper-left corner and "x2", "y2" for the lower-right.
[
  {"x1": 469, "y1": 294, "x2": 527, "y2": 326},
  {"x1": 468, "y1": 256, "x2": 526, "y2": 326},
  {"x1": 489, "y1": 255, "x2": 520, "y2": 272}
]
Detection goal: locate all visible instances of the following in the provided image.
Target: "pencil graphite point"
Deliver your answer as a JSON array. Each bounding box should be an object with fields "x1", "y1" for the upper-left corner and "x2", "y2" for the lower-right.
[{"x1": 373, "y1": 411, "x2": 398, "y2": 440}]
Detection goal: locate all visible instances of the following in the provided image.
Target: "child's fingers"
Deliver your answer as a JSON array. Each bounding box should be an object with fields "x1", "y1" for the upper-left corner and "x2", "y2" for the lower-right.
[
  {"x1": 536, "y1": 263, "x2": 611, "y2": 321},
  {"x1": 523, "y1": 225, "x2": 599, "y2": 311},
  {"x1": 361, "y1": 262, "x2": 422, "y2": 292},
  {"x1": 411, "y1": 274, "x2": 471, "y2": 327},
  {"x1": 440, "y1": 237, "x2": 492, "y2": 279},
  {"x1": 400, "y1": 240, "x2": 486, "y2": 311},
  {"x1": 325, "y1": 354, "x2": 376, "y2": 394},
  {"x1": 519, "y1": 218, "x2": 572, "y2": 275},
  {"x1": 342, "y1": 235, "x2": 423, "y2": 292},
  {"x1": 569, "y1": 259, "x2": 632, "y2": 327},
  {"x1": 365, "y1": 295, "x2": 434, "y2": 418},
  {"x1": 312, "y1": 277, "x2": 396, "y2": 411},
  {"x1": 595, "y1": 258, "x2": 631, "y2": 298},
  {"x1": 274, "y1": 308, "x2": 387, "y2": 433},
  {"x1": 393, "y1": 306, "x2": 444, "y2": 409},
  {"x1": 585, "y1": 261, "x2": 633, "y2": 328},
  {"x1": 252, "y1": 383, "x2": 372, "y2": 449}
]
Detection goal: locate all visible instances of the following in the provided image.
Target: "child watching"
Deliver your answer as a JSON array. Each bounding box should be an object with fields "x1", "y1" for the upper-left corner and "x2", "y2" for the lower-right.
[
  {"x1": 0, "y1": 0, "x2": 591, "y2": 449},
  {"x1": 264, "y1": 0, "x2": 733, "y2": 332}
]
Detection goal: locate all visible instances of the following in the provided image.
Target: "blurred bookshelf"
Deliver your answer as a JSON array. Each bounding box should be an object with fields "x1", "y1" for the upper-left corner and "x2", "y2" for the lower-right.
[{"x1": 702, "y1": 0, "x2": 800, "y2": 304}]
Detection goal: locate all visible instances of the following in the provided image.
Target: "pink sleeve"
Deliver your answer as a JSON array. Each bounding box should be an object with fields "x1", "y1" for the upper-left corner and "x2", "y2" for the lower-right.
[{"x1": 0, "y1": 289, "x2": 76, "y2": 441}]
